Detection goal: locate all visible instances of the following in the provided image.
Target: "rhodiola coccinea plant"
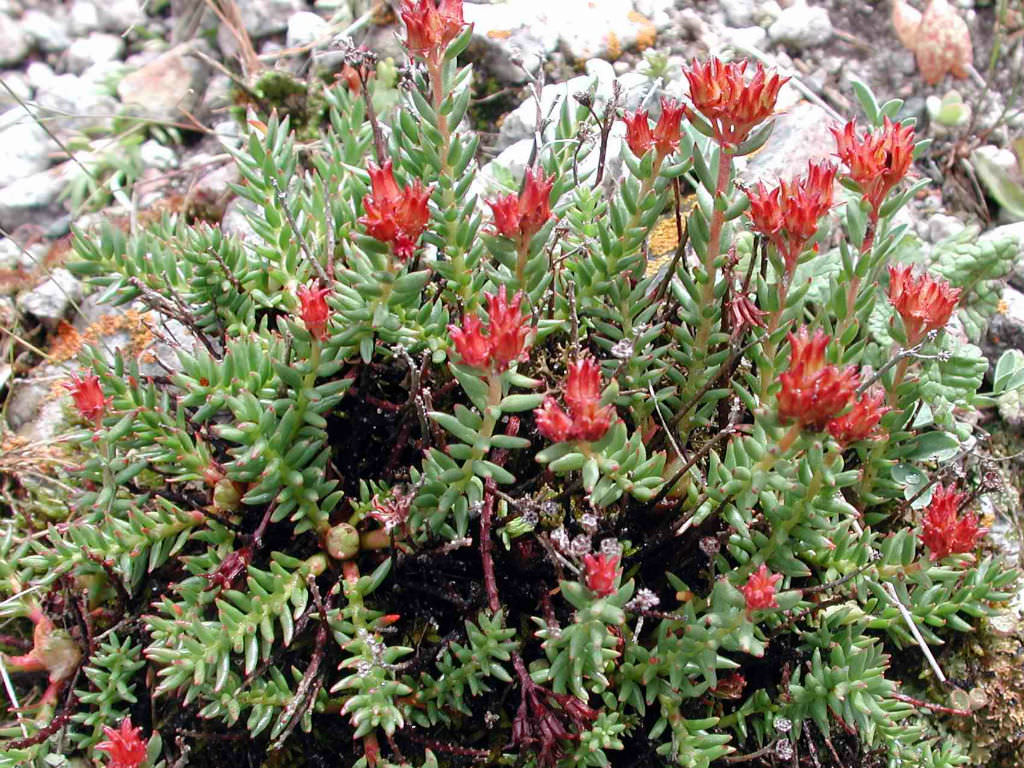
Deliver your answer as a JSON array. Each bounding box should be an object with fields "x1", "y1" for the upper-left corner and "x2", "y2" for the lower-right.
[{"x1": 3, "y1": 3, "x2": 1023, "y2": 767}]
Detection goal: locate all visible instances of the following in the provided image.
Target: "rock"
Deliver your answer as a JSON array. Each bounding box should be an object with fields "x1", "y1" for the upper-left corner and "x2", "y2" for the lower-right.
[
  {"x1": 35, "y1": 73, "x2": 119, "y2": 133},
  {"x1": 117, "y1": 44, "x2": 209, "y2": 122},
  {"x1": 21, "y1": 9, "x2": 72, "y2": 53},
  {"x1": 742, "y1": 101, "x2": 836, "y2": 185},
  {"x1": 66, "y1": 33, "x2": 125, "y2": 75},
  {"x1": 0, "y1": 70, "x2": 31, "y2": 113},
  {"x1": 768, "y1": 0, "x2": 832, "y2": 49},
  {"x1": 464, "y1": 0, "x2": 663, "y2": 83},
  {"x1": 219, "y1": 0, "x2": 304, "y2": 41},
  {"x1": 721, "y1": 0, "x2": 757, "y2": 27},
  {"x1": 723, "y1": 25, "x2": 769, "y2": 50},
  {"x1": 69, "y1": 0, "x2": 101, "y2": 35},
  {"x1": 26, "y1": 61, "x2": 57, "y2": 90},
  {"x1": 984, "y1": 286, "x2": 1024, "y2": 366},
  {"x1": 496, "y1": 60, "x2": 651, "y2": 151},
  {"x1": 95, "y1": 0, "x2": 144, "y2": 33},
  {"x1": 185, "y1": 153, "x2": 239, "y2": 219},
  {"x1": 16, "y1": 268, "x2": 82, "y2": 326},
  {"x1": 926, "y1": 213, "x2": 966, "y2": 243},
  {"x1": 0, "y1": 237, "x2": 46, "y2": 271},
  {"x1": 140, "y1": 140, "x2": 178, "y2": 170},
  {"x1": 0, "y1": 12, "x2": 29, "y2": 66},
  {"x1": 0, "y1": 113, "x2": 53, "y2": 188},
  {"x1": 0, "y1": 163, "x2": 71, "y2": 231},
  {"x1": 222, "y1": 196, "x2": 263, "y2": 244},
  {"x1": 5, "y1": 365, "x2": 72, "y2": 440},
  {"x1": 286, "y1": 11, "x2": 329, "y2": 49}
]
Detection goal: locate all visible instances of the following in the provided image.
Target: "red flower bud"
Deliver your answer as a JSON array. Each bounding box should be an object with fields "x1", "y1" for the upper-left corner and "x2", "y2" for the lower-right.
[
  {"x1": 96, "y1": 717, "x2": 148, "y2": 768},
  {"x1": 777, "y1": 327, "x2": 859, "y2": 430},
  {"x1": 832, "y1": 117, "x2": 915, "y2": 216},
  {"x1": 826, "y1": 388, "x2": 890, "y2": 446},
  {"x1": 652, "y1": 98, "x2": 685, "y2": 157},
  {"x1": 887, "y1": 264, "x2": 961, "y2": 345},
  {"x1": 485, "y1": 167, "x2": 554, "y2": 245},
  {"x1": 623, "y1": 109, "x2": 654, "y2": 157},
  {"x1": 296, "y1": 283, "x2": 332, "y2": 341},
  {"x1": 400, "y1": 0, "x2": 465, "y2": 64},
  {"x1": 63, "y1": 372, "x2": 111, "y2": 425},
  {"x1": 583, "y1": 553, "x2": 620, "y2": 597},
  {"x1": 448, "y1": 286, "x2": 531, "y2": 372},
  {"x1": 359, "y1": 160, "x2": 434, "y2": 260},
  {"x1": 487, "y1": 193, "x2": 522, "y2": 239},
  {"x1": 534, "y1": 397, "x2": 574, "y2": 442},
  {"x1": 920, "y1": 483, "x2": 984, "y2": 561},
  {"x1": 740, "y1": 564, "x2": 783, "y2": 613},
  {"x1": 682, "y1": 57, "x2": 787, "y2": 148}
]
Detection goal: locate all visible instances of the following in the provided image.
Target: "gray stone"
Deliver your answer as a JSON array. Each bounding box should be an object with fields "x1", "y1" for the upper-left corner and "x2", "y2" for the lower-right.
[
  {"x1": 0, "y1": 163, "x2": 71, "y2": 231},
  {"x1": 95, "y1": 0, "x2": 144, "y2": 33},
  {"x1": 0, "y1": 237, "x2": 46, "y2": 271},
  {"x1": 286, "y1": 11, "x2": 329, "y2": 49},
  {"x1": 117, "y1": 44, "x2": 209, "y2": 122},
  {"x1": 221, "y1": 0, "x2": 304, "y2": 40},
  {"x1": 0, "y1": 71, "x2": 32, "y2": 113},
  {"x1": 984, "y1": 286, "x2": 1024, "y2": 366},
  {"x1": 0, "y1": 114, "x2": 53, "y2": 188},
  {"x1": 222, "y1": 196, "x2": 263, "y2": 244},
  {"x1": 721, "y1": 0, "x2": 757, "y2": 27},
  {"x1": 16, "y1": 268, "x2": 82, "y2": 325},
  {"x1": 185, "y1": 153, "x2": 239, "y2": 219},
  {"x1": 926, "y1": 213, "x2": 967, "y2": 244},
  {"x1": 35, "y1": 73, "x2": 119, "y2": 133},
  {"x1": 140, "y1": 140, "x2": 178, "y2": 170},
  {"x1": 21, "y1": 9, "x2": 72, "y2": 53},
  {"x1": 25, "y1": 61, "x2": 56, "y2": 90},
  {"x1": 768, "y1": 1, "x2": 832, "y2": 49},
  {"x1": 723, "y1": 25, "x2": 769, "y2": 50},
  {"x1": 6, "y1": 365, "x2": 73, "y2": 440},
  {"x1": 742, "y1": 101, "x2": 836, "y2": 186},
  {"x1": 66, "y1": 33, "x2": 125, "y2": 75},
  {"x1": 0, "y1": 12, "x2": 29, "y2": 66},
  {"x1": 69, "y1": 0, "x2": 101, "y2": 35}
]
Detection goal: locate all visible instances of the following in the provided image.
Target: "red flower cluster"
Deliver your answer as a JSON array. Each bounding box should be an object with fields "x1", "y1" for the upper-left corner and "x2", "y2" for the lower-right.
[
  {"x1": 487, "y1": 167, "x2": 555, "y2": 246},
  {"x1": 400, "y1": 0, "x2": 465, "y2": 65},
  {"x1": 296, "y1": 283, "x2": 331, "y2": 341},
  {"x1": 682, "y1": 57, "x2": 787, "y2": 148},
  {"x1": 448, "y1": 286, "x2": 531, "y2": 371},
  {"x1": 920, "y1": 483, "x2": 984, "y2": 561},
  {"x1": 740, "y1": 564, "x2": 782, "y2": 614},
  {"x1": 64, "y1": 372, "x2": 111, "y2": 425},
  {"x1": 96, "y1": 717, "x2": 148, "y2": 768},
  {"x1": 622, "y1": 98, "x2": 685, "y2": 158},
  {"x1": 359, "y1": 161, "x2": 432, "y2": 261},
  {"x1": 746, "y1": 160, "x2": 837, "y2": 275},
  {"x1": 887, "y1": 264, "x2": 961, "y2": 345},
  {"x1": 832, "y1": 117, "x2": 915, "y2": 216},
  {"x1": 826, "y1": 388, "x2": 890, "y2": 446},
  {"x1": 583, "y1": 553, "x2": 620, "y2": 597},
  {"x1": 777, "y1": 328, "x2": 859, "y2": 430},
  {"x1": 534, "y1": 357, "x2": 615, "y2": 443}
]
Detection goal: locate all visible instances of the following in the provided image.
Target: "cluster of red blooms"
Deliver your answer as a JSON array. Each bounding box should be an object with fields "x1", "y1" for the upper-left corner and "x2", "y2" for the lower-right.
[
  {"x1": 887, "y1": 263, "x2": 962, "y2": 345},
  {"x1": 296, "y1": 283, "x2": 332, "y2": 341},
  {"x1": 96, "y1": 717, "x2": 148, "y2": 768},
  {"x1": 448, "y1": 286, "x2": 531, "y2": 372},
  {"x1": 582, "y1": 552, "x2": 620, "y2": 597},
  {"x1": 740, "y1": 564, "x2": 782, "y2": 614},
  {"x1": 832, "y1": 117, "x2": 916, "y2": 217},
  {"x1": 919, "y1": 483, "x2": 984, "y2": 561},
  {"x1": 64, "y1": 372, "x2": 111, "y2": 425},
  {"x1": 746, "y1": 160, "x2": 838, "y2": 275},
  {"x1": 622, "y1": 98, "x2": 685, "y2": 159},
  {"x1": 487, "y1": 167, "x2": 555, "y2": 247},
  {"x1": 777, "y1": 328, "x2": 860, "y2": 431},
  {"x1": 359, "y1": 161, "x2": 432, "y2": 261},
  {"x1": 681, "y1": 58, "x2": 788, "y2": 148},
  {"x1": 399, "y1": 0, "x2": 465, "y2": 66},
  {"x1": 534, "y1": 357, "x2": 615, "y2": 444},
  {"x1": 826, "y1": 388, "x2": 890, "y2": 446}
]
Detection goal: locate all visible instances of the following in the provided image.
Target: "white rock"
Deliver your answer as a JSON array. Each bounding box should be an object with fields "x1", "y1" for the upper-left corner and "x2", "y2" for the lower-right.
[
  {"x1": 69, "y1": 0, "x2": 101, "y2": 35},
  {"x1": 0, "y1": 12, "x2": 29, "y2": 66},
  {"x1": 768, "y1": 1, "x2": 832, "y2": 49},
  {"x1": 0, "y1": 113, "x2": 54, "y2": 188},
  {"x1": 723, "y1": 25, "x2": 769, "y2": 50},
  {"x1": 721, "y1": 0, "x2": 757, "y2": 27},
  {"x1": 95, "y1": 0, "x2": 144, "y2": 33},
  {"x1": 140, "y1": 140, "x2": 178, "y2": 170},
  {"x1": 35, "y1": 73, "x2": 118, "y2": 133},
  {"x1": 26, "y1": 61, "x2": 57, "y2": 90},
  {"x1": 221, "y1": 0, "x2": 304, "y2": 40},
  {"x1": 0, "y1": 163, "x2": 72, "y2": 230},
  {"x1": 0, "y1": 237, "x2": 46, "y2": 270},
  {"x1": 21, "y1": 9, "x2": 73, "y2": 53},
  {"x1": 0, "y1": 71, "x2": 32, "y2": 112},
  {"x1": 17, "y1": 268, "x2": 82, "y2": 324},
  {"x1": 286, "y1": 11, "x2": 329, "y2": 49},
  {"x1": 66, "y1": 33, "x2": 125, "y2": 74},
  {"x1": 742, "y1": 101, "x2": 836, "y2": 185},
  {"x1": 926, "y1": 213, "x2": 966, "y2": 243}
]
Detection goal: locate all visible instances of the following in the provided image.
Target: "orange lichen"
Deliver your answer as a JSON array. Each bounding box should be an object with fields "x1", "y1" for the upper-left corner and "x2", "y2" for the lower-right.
[
  {"x1": 605, "y1": 30, "x2": 622, "y2": 60},
  {"x1": 628, "y1": 11, "x2": 657, "y2": 50},
  {"x1": 487, "y1": 29, "x2": 512, "y2": 40}
]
